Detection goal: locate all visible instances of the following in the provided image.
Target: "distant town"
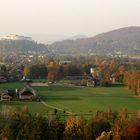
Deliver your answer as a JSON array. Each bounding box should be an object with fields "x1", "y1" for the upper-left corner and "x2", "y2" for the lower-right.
[{"x1": 0, "y1": 28, "x2": 140, "y2": 140}]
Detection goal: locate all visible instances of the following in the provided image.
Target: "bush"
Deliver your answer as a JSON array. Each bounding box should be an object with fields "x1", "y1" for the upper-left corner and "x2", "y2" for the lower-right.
[
  {"x1": 0, "y1": 107, "x2": 139, "y2": 140},
  {"x1": 80, "y1": 79, "x2": 87, "y2": 86}
]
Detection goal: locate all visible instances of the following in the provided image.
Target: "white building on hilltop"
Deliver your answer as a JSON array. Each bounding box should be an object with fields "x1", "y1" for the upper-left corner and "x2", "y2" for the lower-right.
[{"x1": 0, "y1": 34, "x2": 33, "y2": 41}]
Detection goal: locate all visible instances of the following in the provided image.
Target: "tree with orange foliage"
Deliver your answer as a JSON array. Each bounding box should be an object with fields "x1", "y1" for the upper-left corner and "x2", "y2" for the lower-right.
[
  {"x1": 47, "y1": 71, "x2": 57, "y2": 83},
  {"x1": 96, "y1": 131, "x2": 111, "y2": 140},
  {"x1": 64, "y1": 114, "x2": 86, "y2": 140},
  {"x1": 123, "y1": 71, "x2": 140, "y2": 95},
  {"x1": 124, "y1": 121, "x2": 140, "y2": 140}
]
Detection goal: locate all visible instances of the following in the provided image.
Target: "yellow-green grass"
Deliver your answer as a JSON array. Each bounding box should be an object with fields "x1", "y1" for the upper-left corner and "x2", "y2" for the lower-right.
[
  {"x1": 34, "y1": 85, "x2": 140, "y2": 114},
  {"x1": 0, "y1": 82, "x2": 24, "y2": 90},
  {"x1": 0, "y1": 83, "x2": 140, "y2": 115}
]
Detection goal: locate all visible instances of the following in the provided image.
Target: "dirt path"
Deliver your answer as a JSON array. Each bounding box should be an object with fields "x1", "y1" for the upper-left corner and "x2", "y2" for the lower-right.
[
  {"x1": 40, "y1": 99, "x2": 72, "y2": 114},
  {"x1": 26, "y1": 83, "x2": 72, "y2": 114}
]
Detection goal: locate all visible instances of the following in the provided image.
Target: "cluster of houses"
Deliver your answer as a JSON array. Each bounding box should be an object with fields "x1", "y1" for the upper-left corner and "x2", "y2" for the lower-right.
[
  {"x1": 0, "y1": 76, "x2": 7, "y2": 83},
  {"x1": 65, "y1": 76, "x2": 99, "y2": 87},
  {"x1": 0, "y1": 88, "x2": 36, "y2": 101}
]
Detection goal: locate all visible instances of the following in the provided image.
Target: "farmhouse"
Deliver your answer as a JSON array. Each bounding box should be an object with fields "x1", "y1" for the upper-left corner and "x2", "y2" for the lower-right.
[
  {"x1": 0, "y1": 86, "x2": 37, "y2": 101},
  {"x1": 19, "y1": 88, "x2": 35, "y2": 100},
  {"x1": 1, "y1": 90, "x2": 16, "y2": 101},
  {"x1": 1, "y1": 94, "x2": 11, "y2": 101},
  {"x1": 0, "y1": 76, "x2": 7, "y2": 83}
]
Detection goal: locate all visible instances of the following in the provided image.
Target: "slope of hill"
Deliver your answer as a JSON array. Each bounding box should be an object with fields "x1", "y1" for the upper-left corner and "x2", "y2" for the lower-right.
[
  {"x1": 66, "y1": 35, "x2": 87, "y2": 40},
  {"x1": 0, "y1": 35, "x2": 49, "y2": 53},
  {"x1": 48, "y1": 26, "x2": 140, "y2": 56},
  {"x1": 1, "y1": 27, "x2": 140, "y2": 56}
]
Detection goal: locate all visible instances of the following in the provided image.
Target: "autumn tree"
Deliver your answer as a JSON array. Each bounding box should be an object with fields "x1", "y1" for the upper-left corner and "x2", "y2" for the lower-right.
[
  {"x1": 47, "y1": 71, "x2": 57, "y2": 83},
  {"x1": 24, "y1": 64, "x2": 47, "y2": 79},
  {"x1": 64, "y1": 114, "x2": 85, "y2": 140},
  {"x1": 123, "y1": 71, "x2": 140, "y2": 95}
]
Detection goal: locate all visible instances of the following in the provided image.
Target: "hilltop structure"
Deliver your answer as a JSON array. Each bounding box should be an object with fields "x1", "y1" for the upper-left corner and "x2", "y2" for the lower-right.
[{"x1": 0, "y1": 34, "x2": 33, "y2": 41}]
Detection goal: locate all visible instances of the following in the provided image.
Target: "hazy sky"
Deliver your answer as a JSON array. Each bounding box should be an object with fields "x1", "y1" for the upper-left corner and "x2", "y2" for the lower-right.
[{"x1": 0, "y1": 0, "x2": 140, "y2": 43}]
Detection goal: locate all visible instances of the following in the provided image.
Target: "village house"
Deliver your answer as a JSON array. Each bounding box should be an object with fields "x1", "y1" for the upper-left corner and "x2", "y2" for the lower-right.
[
  {"x1": 1, "y1": 87, "x2": 37, "y2": 101},
  {"x1": 19, "y1": 88, "x2": 36, "y2": 100},
  {"x1": 0, "y1": 76, "x2": 7, "y2": 83},
  {"x1": 1, "y1": 90, "x2": 16, "y2": 101}
]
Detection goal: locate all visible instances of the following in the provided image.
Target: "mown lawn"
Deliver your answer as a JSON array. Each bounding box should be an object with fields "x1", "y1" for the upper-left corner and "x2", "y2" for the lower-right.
[
  {"x1": 0, "y1": 83, "x2": 140, "y2": 115},
  {"x1": 0, "y1": 82, "x2": 24, "y2": 90},
  {"x1": 35, "y1": 85, "x2": 140, "y2": 114}
]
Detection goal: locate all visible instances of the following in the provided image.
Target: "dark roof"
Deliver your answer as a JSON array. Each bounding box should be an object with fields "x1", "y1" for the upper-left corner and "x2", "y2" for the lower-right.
[
  {"x1": 2, "y1": 90, "x2": 16, "y2": 97},
  {"x1": 0, "y1": 76, "x2": 7, "y2": 82},
  {"x1": 20, "y1": 91, "x2": 33, "y2": 96}
]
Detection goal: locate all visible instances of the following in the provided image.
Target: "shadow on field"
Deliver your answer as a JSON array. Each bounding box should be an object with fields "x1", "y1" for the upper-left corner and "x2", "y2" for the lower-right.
[
  {"x1": 49, "y1": 85, "x2": 79, "y2": 91},
  {"x1": 35, "y1": 85, "x2": 79, "y2": 92},
  {"x1": 0, "y1": 101, "x2": 23, "y2": 106},
  {"x1": 40, "y1": 94, "x2": 134, "y2": 100},
  {"x1": 42, "y1": 96, "x2": 81, "y2": 101},
  {"x1": 108, "y1": 84, "x2": 124, "y2": 87}
]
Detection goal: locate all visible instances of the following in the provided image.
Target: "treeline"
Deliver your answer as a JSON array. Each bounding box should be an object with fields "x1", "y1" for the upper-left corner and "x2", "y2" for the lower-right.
[
  {"x1": 22, "y1": 61, "x2": 140, "y2": 96},
  {"x1": 1, "y1": 57, "x2": 140, "y2": 95},
  {"x1": 0, "y1": 107, "x2": 139, "y2": 140},
  {"x1": 123, "y1": 71, "x2": 140, "y2": 96},
  {"x1": 24, "y1": 62, "x2": 84, "y2": 80},
  {"x1": 0, "y1": 65, "x2": 24, "y2": 81},
  {"x1": 23, "y1": 58, "x2": 139, "y2": 86}
]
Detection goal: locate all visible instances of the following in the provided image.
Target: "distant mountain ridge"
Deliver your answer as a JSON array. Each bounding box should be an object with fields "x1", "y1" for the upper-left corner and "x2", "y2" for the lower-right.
[
  {"x1": 0, "y1": 37, "x2": 48, "y2": 53},
  {"x1": 48, "y1": 26, "x2": 140, "y2": 56},
  {"x1": 66, "y1": 35, "x2": 87, "y2": 40},
  {"x1": 1, "y1": 27, "x2": 140, "y2": 56}
]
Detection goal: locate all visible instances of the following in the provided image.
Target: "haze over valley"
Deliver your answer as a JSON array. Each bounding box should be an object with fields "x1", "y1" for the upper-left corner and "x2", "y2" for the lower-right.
[
  {"x1": 0, "y1": 26, "x2": 140, "y2": 58},
  {"x1": 0, "y1": 1, "x2": 140, "y2": 139}
]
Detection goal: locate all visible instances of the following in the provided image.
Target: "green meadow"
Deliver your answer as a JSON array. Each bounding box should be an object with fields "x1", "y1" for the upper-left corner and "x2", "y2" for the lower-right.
[
  {"x1": 35, "y1": 84, "x2": 140, "y2": 114},
  {"x1": 0, "y1": 83, "x2": 48, "y2": 114},
  {"x1": 0, "y1": 83, "x2": 140, "y2": 115}
]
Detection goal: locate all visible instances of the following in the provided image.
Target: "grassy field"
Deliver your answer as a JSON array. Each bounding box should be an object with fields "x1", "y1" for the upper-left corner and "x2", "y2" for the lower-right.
[
  {"x1": 0, "y1": 82, "x2": 24, "y2": 90},
  {"x1": 0, "y1": 83, "x2": 140, "y2": 115},
  {"x1": 0, "y1": 83, "x2": 48, "y2": 114},
  {"x1": 35, "y1": 84, "x2": 140, "y2": 114}
]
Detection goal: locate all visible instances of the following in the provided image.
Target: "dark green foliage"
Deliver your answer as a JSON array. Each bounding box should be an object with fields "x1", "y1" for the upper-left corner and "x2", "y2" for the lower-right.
[
  {"x1": 0, "y1": 107, "x2": 139, "y2": 140},
  {"x1": 24, "y1": 64, "x2": 47, "y2": 79},
  {"x1": 66, "y1": 65, "x2": 83, "y2": 76},
  {"x1": 90, "y1": 111, "x2": 111, "y2": 139}
]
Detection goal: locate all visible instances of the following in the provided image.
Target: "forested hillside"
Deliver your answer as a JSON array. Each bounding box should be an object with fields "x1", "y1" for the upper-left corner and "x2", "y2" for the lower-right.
[
  {"x1": 0, "y1": 39, "x2": 48, "y2": 53},
  {"x1": 48, "y1": 26, "x2": 140, "y2": 56}
]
